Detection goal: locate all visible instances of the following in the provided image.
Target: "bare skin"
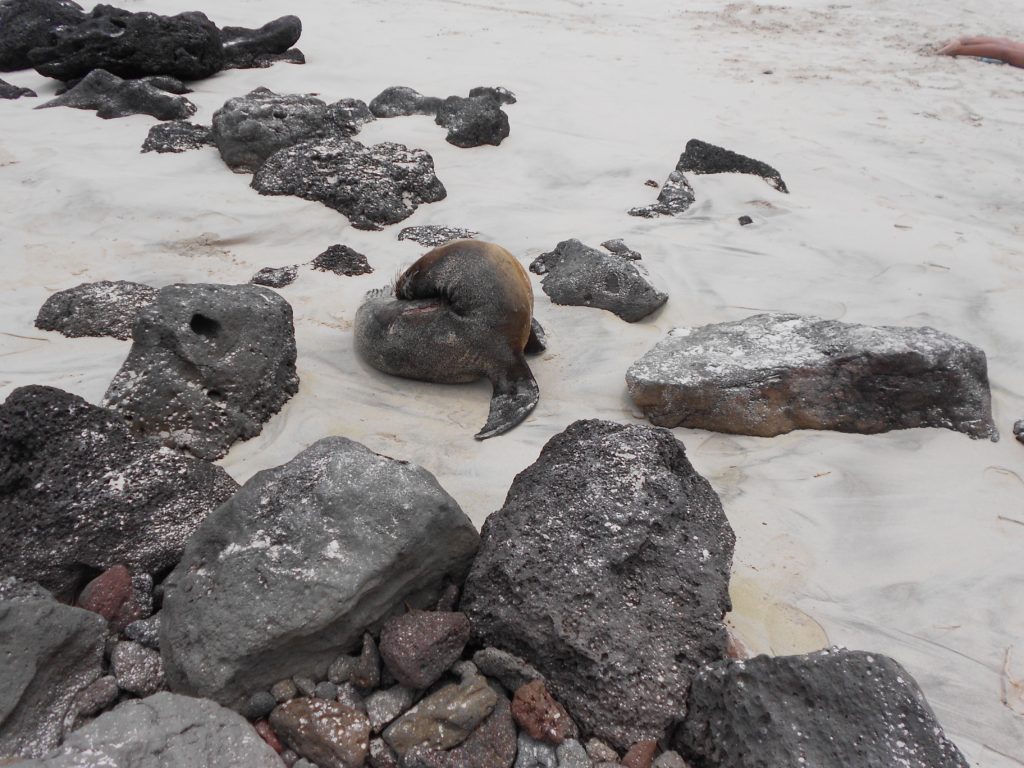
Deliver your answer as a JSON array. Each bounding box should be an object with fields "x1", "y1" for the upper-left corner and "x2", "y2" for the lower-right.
[{"x1": 939, "y1": 36, "x2": 1024, "y2": 68}]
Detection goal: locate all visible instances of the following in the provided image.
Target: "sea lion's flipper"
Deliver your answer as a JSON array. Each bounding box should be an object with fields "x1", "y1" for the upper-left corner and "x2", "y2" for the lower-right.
[
  {"x1": 525, "y1": 318, "x2": 547, "y2": 355},
  {"x1": 475, "y1": 357, "x2": 539, "y2": 440}
]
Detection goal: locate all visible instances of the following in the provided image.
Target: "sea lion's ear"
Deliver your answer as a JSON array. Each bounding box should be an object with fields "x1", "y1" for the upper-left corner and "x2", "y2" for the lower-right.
[{"x1": 475, "y1": 356, "x2": 539, "y2": 440}]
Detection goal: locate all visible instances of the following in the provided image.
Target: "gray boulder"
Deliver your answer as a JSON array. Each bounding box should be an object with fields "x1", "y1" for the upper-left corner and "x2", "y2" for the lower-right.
[
  {"x1": 0, "y1": 599, "x2": 106, "y2": 758},
  {"x1": 626, "y1": 313, "x2": 998, "y2": 440},
  {"x1": 36, "y1": 68, "x2": 195, "y2": 120},
  {"x1": 369, "y1": 86, "x2": 442, "y2": 117},
  {"x1": 111, "y1": 641, "x2": 164, "y2": 697},
  {"x1": 0, "y1": 77, "x2": 34, "y2": 98},
  {"x1": 103, "y1": 282, "x2": 299, "y2": 461},
  {"x1": 13, "y1": 692, "x2": 282, "y2": 767},
  {"x1": 161, "y1": 436, "x2": 479, "y2": 709},
  {"x1": 628, "y1": 170, "x2": 694, "y2": 218},
  {"x1": 675, "y1": 648, "x2": 968, "y2": 768},
  {"x1": 34, "y1": 280, "x2": 157, "y2": 339},
  {"x1": 435, "y1": 91, "x2": 512, "y2": 148},
  {"x1": 252, "y1": 136, "x2": 447, "y2": 230},
  {"x1": 530, "y1": 239, "x2": 667, "y2": 322},
  {"x1": 0, "y1": 385, "x2": 239, "y2": 599},
  {"x1": 141, "y1": 120, "x2": 213, "y2": 153},
  {"x1": 0, "y1": 0, "x2": 85, "y2": 72},
  {"x1": 212, "y1": 87, "x2": 372, "y2": 173},
  {"x1": 398, "y1": 226, "x2": 478, "y2": 247},
  {"x1": 460, "y1": 419, "x2": 735, "y2": 751},
  {"x1": 221, "y1": 15, "x2": 302, "y2": 70}
]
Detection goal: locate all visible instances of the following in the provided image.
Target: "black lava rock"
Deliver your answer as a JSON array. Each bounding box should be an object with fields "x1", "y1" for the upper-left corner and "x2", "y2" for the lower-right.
[
  {"x1": 0, "y1": 0, "x2": 85, "y2": 72},
  {"x1": 0, "y1": 76, "x2": 34, "y2": 98},
  {"x1": 738, "y1": 215, "x2": 753, "y2": 226},
  {"x1": 103, "y1": 283, "x2": 299, "y2": 461},
  {"x1": 628, "y1": 169, "x2": 695, "y2": 218},
  {"x1": 35, "y1": 280, "x2": 157, "y2": 339},
  {"x1": 599, "y1": 239, "x2": 641, "y2": 260},
  {"x1": 36, "y1": 68, "x2": 196, "y2": 119},
  {"x1": 221, "y1": 14, "x2": 301, "y2": 70},
  {"x1": 141, "y1": 120, "x2": 213, "y2": 153},
  {"x1": 252, "y1": 136, "x2": 447, "y2": 230},
  {"x1": 678, "y1": 138, "x2": 788, "y2": 192},
  {"x1": 311, "y1": 244, "x2": 373, "y2": 276},
  {"x1": 397, "y1": 226, "x2": 478, "y2": 247},
  {"x1": 369, "y1": 86, "x2": 442, "y2": 118},
  {"x1": 460, "y1": 420, "x2": 735, "y2": 750},
  {"x1": 675, "y1": 648, "x2": 969, "y2": 768},
  {"x1": 0, "y1": 385, "x2": 239, "y2": 600},
  {"x1": 250, "y1": 264, "x2": 299, "y2": 288},
  {"x1": 29, "y1": 5, "x2": 224, "y2": 82},
  {"x1": 435, "y1": 91, "x2": 511, "y2": 148}
]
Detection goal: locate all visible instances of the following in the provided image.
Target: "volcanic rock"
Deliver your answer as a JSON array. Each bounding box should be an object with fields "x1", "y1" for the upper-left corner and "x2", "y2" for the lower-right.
[
  {"x1": 71, "y1": 675, "x2": 119, "y2": 720},
  {"x1": 350, "y1": 632, "x2": 382, "y2": 690},
  {"x1": 250, "y1": 264, "x2": 299, "y2": 288},
  {"x1": 35, "y1": 280, "x2": 157, "y2": 339},
  {"x1": 529, "y1": 239, "x2": 667, "y2": 322},
  {"x1": 511, "y1": 680, "x2": 577, "y2": 745},
  {"x1": 651, "y1": 752, "x2": 688, "y2": 768},
  {"x1": 103, "y1": 282, "x2": 299, "y2": 461},
  {"x1": 160, "y1": 436, "x2": 478, "y2": 709},
  {"x1": 0, "y1": 598, "x2": 106, "y2": 757},
  {"x1": 141, "y1": 120, "x2": 213, "y2": 153},
  {"x1": 76, "y1": 564, "x2": 132, "y2": 622},
  {"x1": 674, "y1": 648, "x2": 969, "y2": 768},
  {"x1": 0, "y1": 0, "x2": 85, "y2": 72},
  {"x1": 1014, "y1": 419, "x2": 1023, "y2": 444},
  {"x1": 271, "y1": 698, "x2": 371, "y2": 768},
  {"x1": 556, "y1": 740, "x2": 592, "y2": 768},
  {"x1": 365, "y1": 685, "x2": 418, "y2": 733},
  {"x1": 221, "y1": 15, "x2": 302, "y2": 70},
  {"x1": 383, "y1": 673, "x2": 497, "y2": 757},
  {"x1": 369, "y1": 86, "x2": 442, "y2": 117},
  {"x1": 124, "y1": 613, "x2": 161, "y2": 649},
  {"x1": 460, "y1": 419, "x2": 735, "y2": 750},
  {"x1": 29, "y1": 6, "x2": 224, "y2": 82},
  {"x1": 312, "y1": 244, "x2": 373, "y2": 276},
  {"x1": 36, "y1": 68, "x2": 196, "y2": 119},
  {"x1": 600, "y1": 239, "x2": 641, "y2": 260},
  {"x1": 435, "y1": 90, "x2": 512, "y2": 148},
  {"x1": 677, "y1": 138, "x2": 788, "y2": 192},
  {"x1": 626, "y1": 313, "x2": 998, "y2": 440},
  {"x1": 0, "y1": 577, "x2": 51, "y2": 603},
  {"x1": 401, "y1": 685, "x2": 517, "y2": 768},
  {"x1": 628, "y1": 170, "x2": 695, "y2": 218},
  {"x1": 111, "y1": 640, "x2": 164, "y2": 697},
  {"x1": 398, "y1": 226, "x2": 478, "y2": 247},
  {"x1": 379, "y1": 610, "x2": 471, "y2": 689},
  {"x1": 0, "y1": 385, "x2": 239, "y2": 599},
  {"x1": 0, "y1": 77, "x2": 34, "y2": 97},
  {"x1": 515, "y1": 733, "x2": 557, "y2": 768},
  {"x1": 252, "y1": 136, "x2": 447, "y2": 230},
  {"x1": 621, "y1": 741, "x2": 658, "y2": 768},
  {"x1": 472, "y1": 647, "x2": 544, "y2": 694}
]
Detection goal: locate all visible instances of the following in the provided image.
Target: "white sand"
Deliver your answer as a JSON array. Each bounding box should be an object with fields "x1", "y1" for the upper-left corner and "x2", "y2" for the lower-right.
[{"x1": 2, "y1": 0, "x2": 1022, "y2": 762}]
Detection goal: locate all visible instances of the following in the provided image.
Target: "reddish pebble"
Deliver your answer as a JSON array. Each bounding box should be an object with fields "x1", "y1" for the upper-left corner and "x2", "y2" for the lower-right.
[
  {"x1": 511, "y1": 679, "x2": 577, "y2": 745},
  {"x1": 622, "y1": 740, "x2": 659, "y2": 768},
  {"x1": 254, "y1": 719, "x2": 284, "y2": 753},
  {"x1": 77, "y1": 565, "x2": 132, "y2": 622}
]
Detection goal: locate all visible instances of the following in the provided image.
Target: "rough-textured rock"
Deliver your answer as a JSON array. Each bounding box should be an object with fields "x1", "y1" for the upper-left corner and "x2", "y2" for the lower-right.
[
  {"x1": 511, "y1": 680, "x2": 576, "y2": 745},
  {"x1": 0, "y1": 577, "x2": 51, "y2": 603},
  {"x1": 600, "y1": 239, "x2": 641, "y2": 260},
  {"x1": 621, "y1": 741, "x2": 657, "y2": 768},
  {"x1": 111, "y1": 573, "x2": 153, "y2": 632},
  {"x1": 18, "y1": 692, "x2": 283, "y2": 767},
  {"x1": 383, "y1": 674, "x2": 497, "y2": 756},
  {"x1": 254, "y1": 718, "x2": 284, "y2": 754},
  {"x1": 369, "y1": 86, "x2": 441, "y2": 117},
  {"x1": 1014, "y1": 418, "x2": 1024, "y2": 444},
  {"x1": 398, "y1": 226, "x2": 478, "y2": 247},
  {"x1": 212, "y1": 88, "x2": 369, "y2": 173},
  {"x1": 35, "y1": 280, "x2": 156, "y2": 340},
  {"x1": 0, "y1": 0, "x2": 85, "y2": 72},
  {"x1": 401, "y1": 685, "x2": 516, "y2": 768},
  {"x1": 337, "y1": 683, "x2": 367, "y2": 714},
  {"x1": 651, "y1": 752, "x2": 688, "y2": 768},
  {"x1": 435, "y1": 90, "x2": 512, "y2": 148},
  {"x1": 737, "y1": 215, "x2": 753, "y2": 226},
  {"x1": 312, "y1": 244, "x2": 373, "y2": 276},
  {"x1": 529, "y1": 239, "x2": 667, "y2": 322},
  {"x1": 36, "y1": 68, "x2": 195, "y2": 119},
  {"x1": 294, "y1": 676, "x2": 317, "y2": 697},
  {"x1": 460, "y1": 420, "x2": 735, "y2": 750},
  {"x1": 111, "y1": 641, "x2": 164, "y2": 697},
  {"x1": 585, "y1": 739, "x2": 618, "y2": 763},
  {"x1": 366, "y1": 685, "x2": 418, "y2": 733},
  {"x1": 70, "y1": 675, "x2": 119, "y2": 720},
  {"x1": 0, "y1": 599, "x2": 106, "y2": 758},
  {"x1": 272, "y1": 679, "x2": 299, "y2": 703},
  {"x1": 103, "y1": 282, "x2": 299, "y2": 461},
  {"x1": 243, "y1": 691, "x2": 279, "y2": 720},
  {"x1": 161, "y1": 436, "x2": 479, "y2": 709},
  {"x1": 221, "y1": 15, "x2": 302, "y2": 70},
  {"x1": 76, "y1": 564, "x2": 132, "y2": 621},
  {"x1": 252, "y1": 136, "x2": 447, "y2": 230},
  {"x1": 515, "y1": 733, "x2": 557, "y2": 768},
  {"x1": 251, "y1": 264, "x2": 299, "y2": 288},
  {"x1": 370, "y1": 737, "x2": 400, "y2": 768},
  {"x1": 350, "y1": 633, "x2": 382, "y2": 690},
  {"x1": 628, "y1": 170, "x2": 695, "y2": 218},
  {"x1": 676, "y1": 138, "x2": 788, "y2": 192},
  {"x1": 626, "y1": 313, "x2": 998, "y2": 440},
  {"x1": 141, "y1": 120, "x2": 213, "y2": 153},
  {"x1": 675, "y1": 648, "x2": 969, "y2": 768},
  {"x1": 29, "y1": 6, "x2": 224, "y2": 82},
  {"x1": 0, "y1": 386, "x2": 239, "y2": 599},
  {"x1": 472, "y1": 647, "x2": 544, "y2": 693},
  {"x1": 271, "y1": 698, "x2": 371, "y2": 768},
  {"x1": 315, "y1": 681, "x2": 338, "y2": 700},
  {"x1": 379, "y1": 610, "x2": 471, "y2": 689},
  {"x1": 124, "y1": 613, "x2": 161, "y2": 649},
  {"x1": 0, "y1": 77, "x2": 34, "y2": 97},
  {"x1": 556, "y1": 739, "x2": 592, "y2": 768}
]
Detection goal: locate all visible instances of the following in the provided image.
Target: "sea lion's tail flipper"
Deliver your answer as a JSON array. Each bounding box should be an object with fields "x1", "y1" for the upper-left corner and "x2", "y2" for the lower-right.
[
  {"x1": 476, "y1": 357, "x2": 539, "y2": 440},
  {"x1": 524, "y1": 318, "x2": 547, "y2": 355}
]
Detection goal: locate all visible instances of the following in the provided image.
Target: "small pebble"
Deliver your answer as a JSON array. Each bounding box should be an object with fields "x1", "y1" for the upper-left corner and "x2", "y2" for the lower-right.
[
  {"x1": 738, "y1": 215, "x2": 753, "y2": 226},
  {"x1": 294, "y1": 676, "x2": 317, "y2": 697},
  {"x1": 243, "y1": 690, "x2": 278, "y2": 720},
  {"x1": 271, "y1": 678, "x2": 299, "y2": 703},
  {"x1": 315, "y1": 681, "x2": 338, "y2": 700}
]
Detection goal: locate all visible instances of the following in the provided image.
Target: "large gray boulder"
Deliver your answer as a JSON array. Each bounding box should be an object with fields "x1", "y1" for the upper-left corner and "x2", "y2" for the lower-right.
[
  {"x1": 0, "y1": 385, "x2": 239, "y2": 599},
  {"x1": 35, "y1": 280, "x2": 157, "y2": 340},
  {"x1": 460, "y1": 420, "x2": 735, "y2": 751},
  {"x1": 103, "y1": 283, "x2": 299, "y2": 461},
  {"x1": 161, "y1": 436, "x2": 479, "y2": 709},
  {"x1": 0, "y1": 598, "x2": 107, "y2": 758},
  {"x1": 675, "y1": 648, "x2": 969, "y2": 768},
  {"x1": 626, "y1": 313, "x2": 998, "y2": 440},
  {"x1": 10, "y1": 692, "x2": 283, "y2": 767}
]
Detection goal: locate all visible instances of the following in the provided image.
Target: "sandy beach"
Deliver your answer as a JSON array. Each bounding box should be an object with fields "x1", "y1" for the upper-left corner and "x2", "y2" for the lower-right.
[{"x1": 2, "y1": 0, "x2": 1023, "y2": 763}]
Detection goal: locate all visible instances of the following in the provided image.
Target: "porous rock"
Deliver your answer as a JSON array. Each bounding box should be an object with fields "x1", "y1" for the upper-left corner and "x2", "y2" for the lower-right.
[
  {"x1": 585, "y1": 739, "x2": 618, "y2": 763},
  {"x1": 460, "y1": 419, "x2": 735, "y2": 750},
  {"x1": 252, "y1": 135, "x2": 447, "y2": 230},
  {"x1": 70, "y1": 675, "x2": 119, "y2": 720},
  {"x1": 103, "y1": 282, "x2": 299, "y2": 461},
  {"x1": 160, "y1": 436, "x2": 479, "y2": 709},
  {"x1": 212, "y1": 88, "x2": 370, "y2": 173},
  {"x1": 251, "y1": 264, "x2": 299, "y2": 288},
  {"x1": 1014, "y1": 418, "x2": 1023, "y2": 444},
  {"x1": 221, "y1": 15, "x2": 301, "y2": 70},
  {"x1": 37, "y1": 68, "x2": 196, "y2": 119},
  {"x1": 529, "y1": 239, "x2": 667, "y2": 322},
  {"x1": 0, "y1": 0, "x2": 85, "y2": 72},
  {"x1": 0, "y1": 77, "x2": 34, "y2": 97},
  {"x1": 19, "y1": 692, "x2": 283, "y2": 767},
  {"x1": 383, "y1": 673, "x2": 497, "y2": 757},
  {"x1": 674, "y1": 648, "x2": 969, "y2": 768},
  {"x1": 628, "y1": 170, "x2": 695, "y2": 218},
  {"x1": 621, "y1": 741, "x2": 658, "y2": 768},
  {"x1": 435, "y1": 90, "x2": 512, "y2": 148},
  {"x1": 677, "y1": 138, "x2": 788, "y2": 192},
  {"x1": 398, "y1": 226, "x2": 478, "y2": 247},
  {"x1": 472, "y1": 647, "x2": 544, "y2": 693},
  {"x1": 312, "y1": 244, "x2": 373, "y2": 276},
  {"x1": 35, "y1": 280, "x2": 157, "y2": 340},
  {"x1": 270, "y1": 698, "x2": 371, "y2": 768},
  {"x1": 0, "y1": 385, "x2": 239, "y2": 599},
  {"x1": 369, "y1": 86, "x2": 442, "y2": 118},
  {"x1": 511, "y1": 680, "x2": 577, "y2": 745},
  {"x1": 514, "y1": 732, "x2": 557, "y2": 768},
  {"x1": 111, "y1": 640, "x2": 164, "y2": 697},
  {"x1": 626, "y1": 313, "x2": 998, "y2": 440},
  {"x1": 0, "y1": 599, "x2": 106, "y2": 758},
  {"x1": 29, "y1": 5, "x2": 224, "y2": 82},
  {"x1": 365, "y1": 685, "x2": 418, "y2": 733},
  {"x1": 141, "y1": 120, "x2": 213, "y2": 153},
  {"x1": 401, "y1": 685, "x2": 517, "y2": 768},
  {"x1": 379, "y1": 610, "x2": 471, "y2": 689}
]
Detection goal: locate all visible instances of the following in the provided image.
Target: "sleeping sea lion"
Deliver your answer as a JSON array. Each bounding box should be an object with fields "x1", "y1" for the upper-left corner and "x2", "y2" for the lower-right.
[{"x1": 354, "y1": 239, "x2": 543, "y2": 439}]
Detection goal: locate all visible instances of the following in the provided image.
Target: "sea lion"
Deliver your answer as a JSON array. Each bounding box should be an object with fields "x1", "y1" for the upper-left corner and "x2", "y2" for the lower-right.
[{"x1": 354, "y1": 239, "x2": 543, "y2": 439}]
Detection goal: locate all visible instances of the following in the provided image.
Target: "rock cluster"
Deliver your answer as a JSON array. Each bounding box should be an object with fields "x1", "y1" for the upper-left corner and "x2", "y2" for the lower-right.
[
  {"x1": 34, "y1": 280, "x2": 157, "y2": 339},
  {"x1": 36, "y1": 68, "x2": 196, "y2": 119},
  {"x1": 369, "y1": 85, "x2": 516, "y2": 147}
]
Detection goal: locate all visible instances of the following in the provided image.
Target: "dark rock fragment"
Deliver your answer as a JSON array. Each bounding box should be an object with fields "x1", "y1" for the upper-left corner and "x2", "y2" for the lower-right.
[
  {"x1": 141, "y1": 120, "x2": 213, "y2": 153},
  {"x1": 1013, "y1": 418, "x2": 1023, "y2": 444},
  {"x1": 271, "y1": 698, "x2": 371, "y2": 768},
  {"x1": 379, "y1": 610, "x2": 471, "y2": 689},
  {"x1": 398, "y1": 225, "x2": 478, "y2": 247},
  {"x1": 221, "y1": 14, "x2": 302, "y2": 70},
  {"x1": 628, "y1": 170, "x2": 695, "y2": 218},
  {"x1": 71, "y1": 675, "x2": 119, "y2": 720},
  {"x1": 468, "y1": 85, "x2": 517, "y2": 105},
  {"x1": 0, "y1": 77, "x2": 34, "y2": 98},
  {"x1": 738, "y1": 215, "x2": 753, "y2": 226},
  {"x1": 511, "y1": 680, "x2": 577, "y2": 745},
  {"x1": 401, "y1": 685, "x2": 517, "y2": 768},
  {"x1": 600, "y1": 238, "x2": 641, "y2": 260},
  {"x1": 366, "y1": 685, "x2": 418, "y2": 733},
  {"x1": 36, "y1": 68, "x2": 196, "y2": 119},
  {"x1": 621, "y1": 740, "x2": 658, "y2": 768},
  {"x1": 0, "y1": 0, "x2": 85, "y2": 72},
  {"x1": 111, "y1": 640, "x2": 164, "y2": 696},
  {"x1": 435, "y1": 91, "x2": 510, "y2": 148},
  {"x1": 251, "y1": 264, "x2": 299, "y2": 288},
  {"x1": 312, "y1": 244, "x2": 373, "y2": 276},
  {"x1": 369, "y1": 86, "x2": 442, "y2": 117},
  {"x1": 244, "y1": 691, "x2": 279, "y2": 720},
  {"x1": 35, "y1": 280, "x2": 157, "y2": 339},
  {"x1": 515, "y1": 732, "x2": 557, "y2": 767},
  {"x1": 677, "y1": 138, "x2": 788, "y2": 192}
]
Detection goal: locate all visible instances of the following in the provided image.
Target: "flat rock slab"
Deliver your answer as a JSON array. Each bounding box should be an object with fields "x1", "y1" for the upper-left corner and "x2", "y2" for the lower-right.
[
  {"x1": 14, "y1": 692, "x2": 282, "y2": 767},
  {"x1": 160, "y1": 436, "x2": 479, "y2": 709},
  {"x1": 103, "y1": 282, "x2": 299, "y2": 461},
  {"x1": 141, "y1": 120, "x2": 213, "y2": 153},
  {"x1": 35, "y1": 280, "x2": 157, "y2": 339},
  {"x1": 0, "y1": 385, "x2": 239, "y2": 599},
  {"x1": 675, "y1": 648, "x2": 969, "y2": 768},
  {"x1": 37, "y1": 68, "x2": 195, "y2": 120},
  {"x1": 626, "y1": 312, "x2": 998, "y2": 440},
  {"x1": 460, "y1": 419, "x2": 735, "y2": 751}
]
